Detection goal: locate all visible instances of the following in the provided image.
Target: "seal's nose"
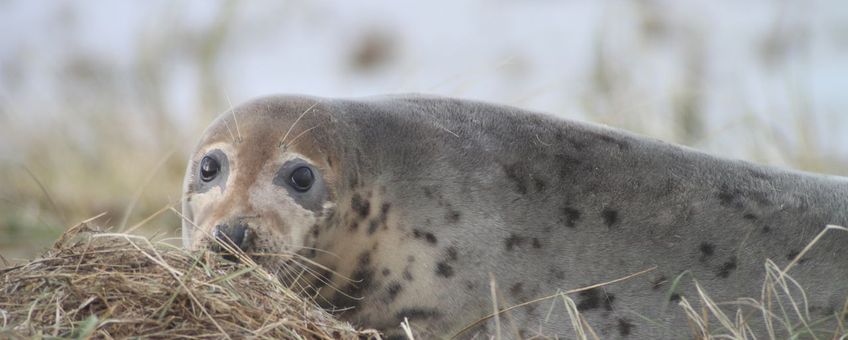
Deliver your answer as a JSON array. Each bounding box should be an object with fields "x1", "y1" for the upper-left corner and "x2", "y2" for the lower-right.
[{"x1": 212, "y1": 221, "x2": 253, "y2": 255}]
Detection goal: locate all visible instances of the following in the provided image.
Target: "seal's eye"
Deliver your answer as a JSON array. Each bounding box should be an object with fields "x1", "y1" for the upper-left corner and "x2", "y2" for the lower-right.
[
  {"x1": 289, "y1": 166, "x2": 314, "y2": 192},
  {"x1": 200, "y1": 156, "x2": 220, "y2": 182}
]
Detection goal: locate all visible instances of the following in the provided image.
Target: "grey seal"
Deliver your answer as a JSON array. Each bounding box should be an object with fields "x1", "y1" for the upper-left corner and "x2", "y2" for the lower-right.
[{"x1": 181, "y1": 94, "x2": 848, "y2": 339}]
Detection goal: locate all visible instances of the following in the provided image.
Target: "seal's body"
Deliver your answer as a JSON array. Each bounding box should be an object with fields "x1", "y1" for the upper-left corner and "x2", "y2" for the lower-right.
[{"x1": 182, "y1": 95, "x2": 848, "y2": 339}]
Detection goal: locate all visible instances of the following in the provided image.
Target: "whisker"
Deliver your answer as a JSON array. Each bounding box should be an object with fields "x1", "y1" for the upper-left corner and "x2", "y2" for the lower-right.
[
  {"x1": 278, "y1": 102, "x2": 319, "y2": 147},
  {"x1": 286, "y1": 258, "x2": 362, "y2": 306},
  {"x1": 247, "y1": 252, "x2": 355, "y2": 284},
  {"x1": 223, "y1": 119, "x2": 237, "y2": 144},
  {"x1": 225, "y1": 93, "x2": 243, "y2": 143},
  {"x1": 283, "y1": 124, "x2": 323, "y2": 151},
  {"x1": 294, "y1": 245, "x2": 342, "y2": 260}
]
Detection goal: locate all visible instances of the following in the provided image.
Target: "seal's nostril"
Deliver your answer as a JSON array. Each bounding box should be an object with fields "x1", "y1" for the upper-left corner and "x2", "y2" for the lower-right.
[{"x1": 213, "y1": 223, "x2": 250, "y2": 251}]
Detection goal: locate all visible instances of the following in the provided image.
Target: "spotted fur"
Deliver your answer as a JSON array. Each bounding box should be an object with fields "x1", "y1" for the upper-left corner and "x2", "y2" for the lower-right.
[{"x1": 182, "y1": 94, "x2": 848, "y2": 338}]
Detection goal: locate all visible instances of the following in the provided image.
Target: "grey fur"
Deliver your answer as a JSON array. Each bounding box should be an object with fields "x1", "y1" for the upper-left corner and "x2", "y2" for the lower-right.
[{"x1": 182, "y1": 94, "x2": 848, "y2": 339}]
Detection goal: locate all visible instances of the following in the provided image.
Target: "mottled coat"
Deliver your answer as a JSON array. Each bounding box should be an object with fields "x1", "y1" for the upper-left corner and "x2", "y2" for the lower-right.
[{"x1": 182, "y1": 94, "x2": 848, "y2": 339}]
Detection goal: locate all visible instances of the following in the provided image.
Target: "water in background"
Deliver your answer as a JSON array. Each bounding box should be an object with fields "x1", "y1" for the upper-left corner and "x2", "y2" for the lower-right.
[{"x1": 0, "y1": 0, "x2": 846, "y2": 261}]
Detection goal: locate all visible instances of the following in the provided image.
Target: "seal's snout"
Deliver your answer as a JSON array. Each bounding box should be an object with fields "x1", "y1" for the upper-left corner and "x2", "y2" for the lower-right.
[{"x1": 211, "y1": 219, "x2": 255, "y2": 260}]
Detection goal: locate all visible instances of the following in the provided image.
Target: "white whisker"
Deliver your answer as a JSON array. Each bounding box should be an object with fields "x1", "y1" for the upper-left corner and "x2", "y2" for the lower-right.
[
  {"x1": 223, "y1": 119, "x2": 237, "y2": 144},
  {"x1": 279, "y1": 102, "x2": 319, "y2": 147},
  {"x1": 225, "y1": 93, "x2": 243, "y2": 143},
  {"x1": 284, "y1": 124, "x2": 323, "y2": 151}
]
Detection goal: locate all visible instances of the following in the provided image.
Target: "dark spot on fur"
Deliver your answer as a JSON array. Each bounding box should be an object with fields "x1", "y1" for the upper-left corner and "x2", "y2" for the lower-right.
[
  {"x1": 503, "y1": 163, "x2": 529, "y2": 195},
  {"x1": 435, "y1": 262, "x2": 454, "y2": 278},
  {"x1": 465, "y1": 281, "x2": 476, "y2": 290},
  {"x1": 762, "y1": 225, "x2": 772, "y2": 233},
  {"x1": 787, "y1": 250, "x2": 809, "y2": 264},
  {"x1": 717, "y1": 256, "x2": 738, "y2": 278},
  {"x1": 699, "y1": 242, "x2": 715, "y2": 261},
  {"x1": 810, "y1": 305, "x2": 835, "y2": 317},
  {"x1": 602, "y1": 209, "x2": 619, "y2": 228},
  {"x1": 446, "y1": 210, "x2": 461, "y2": 223},
  {"x1": 505, "y1": 234, "x2": 526, "y2": 251},
  {"x1": 603, "y1": 293, "x2": 616, "y2": 311},
  {"x1": 532, "y1": 238, "x2": 542, "y2": 249},
  {"x1": 412, "y1": 229, "x2": 437, "y2": 244},
  {"x1": 533, "y1": 176, "x2": 546, "y2": 192},
  {"x1": 396, "y1": 308, "x2": 441, "y2": 320},
  {"x1": 510, "y1": 283, "x2": 524, "y2": 297},
  {"x1": 787, "y1": 250, "x2": 799, "y2": 260},
  {"x1": 382, "y1": 268, "x2": 391, "y2": 276},
  {"x1": 403, "y1": 269, "x2": 414, "y2": 281},
  {"x1": 367, "y1": 220, "x2": 379, "y2": 234},
  {"x1": 386, "y1": 282, "x2": 403, "y2": 302},
  {"x1": 651, "y1": 276, "x2": 667, "y2": 290},
  {"x1": 670, "y1": 293, "x2": 681, "y2": 302},
  {"x1": 617, "y1": 318, "x2": 634, "y2": 336},
  {"x1": 349, "y1": 221, "x2": 358, "y2": 231},
  {"x1": 577, "y1": 289, "x2": 600, "y2": 311},
  {"x1": 351, "y1": 194, "x2": 370, "y2": 218},
  {"x1": 446, "y1": 247, "x2": 458, "y2": 261},
  {"x1": 380, "y1": 203, "x2": 391, "y2": 222},
  {"x1": 562, "y1": 207, "x2": 581, "y2": 228},
  {"x1": 717, "y1": 186, "x2": 741, "y2": 208},
  {"x1": 717, "y1": 185, "x2": 772, "y2": 210},
  {"x1": 312, "y1": 269, "x2": 333, "y2": 290},
  {"x1": 555, "y1": 153, "x2": 583, "y2": 178},
  {"x1": 348, "y1": 267, "x2": 374, "y2": 304},
  {"x1": 743, "y1": 213, "x2": 758, "y2": 221},
  {"x1": 358, "y1": 252, "x2": 371, "y2": 266}
]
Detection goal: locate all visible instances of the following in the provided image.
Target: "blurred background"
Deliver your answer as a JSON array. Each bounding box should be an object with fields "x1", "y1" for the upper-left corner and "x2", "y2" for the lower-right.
[{"x1": 1, "y1": 0, "x2": 846, "y2": 263}]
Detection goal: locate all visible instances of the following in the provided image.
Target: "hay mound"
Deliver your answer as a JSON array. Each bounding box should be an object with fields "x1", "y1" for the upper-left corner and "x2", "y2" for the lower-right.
[{"x1": 0, "y1": 229, "x2": 378, "y2": 339}]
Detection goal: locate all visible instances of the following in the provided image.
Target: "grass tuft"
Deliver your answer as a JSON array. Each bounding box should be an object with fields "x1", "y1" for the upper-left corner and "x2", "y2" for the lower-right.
[{"x1": 0, "y1": 219, "x2": 377, "y2": 339}]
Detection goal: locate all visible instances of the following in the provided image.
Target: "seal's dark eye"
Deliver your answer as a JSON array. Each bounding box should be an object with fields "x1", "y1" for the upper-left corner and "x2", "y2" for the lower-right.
[
  {"x1": 200, "y1": 156, "x2": 220, "y2": 182},
  {"x1": 289, "y1": 166, "x2": 314, "y2": 192}
]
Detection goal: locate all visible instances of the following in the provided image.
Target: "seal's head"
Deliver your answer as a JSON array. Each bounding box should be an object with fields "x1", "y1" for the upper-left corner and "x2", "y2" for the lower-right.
[{"x1": 181, "y1": 96, "x2": 339, "y2": 261}]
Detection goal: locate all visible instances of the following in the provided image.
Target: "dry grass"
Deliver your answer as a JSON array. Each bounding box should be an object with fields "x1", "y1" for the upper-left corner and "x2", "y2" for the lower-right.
[{"x1": 0, "y1": 219, "x2": 378, "y2": 339}]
